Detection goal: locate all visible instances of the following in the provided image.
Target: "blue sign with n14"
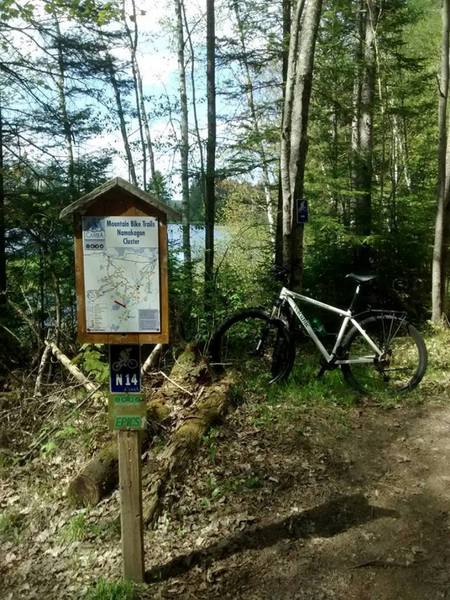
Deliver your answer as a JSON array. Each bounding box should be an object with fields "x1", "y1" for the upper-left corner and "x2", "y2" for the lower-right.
[{"x1": 109, "y1": 345, "x2": 141, "y2": 393}]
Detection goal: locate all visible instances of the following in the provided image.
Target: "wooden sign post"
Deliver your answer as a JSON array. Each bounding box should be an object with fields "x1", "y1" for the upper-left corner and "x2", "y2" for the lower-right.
[{"x1": 61, "y1": 177, "x2": 179, "y2": 582}]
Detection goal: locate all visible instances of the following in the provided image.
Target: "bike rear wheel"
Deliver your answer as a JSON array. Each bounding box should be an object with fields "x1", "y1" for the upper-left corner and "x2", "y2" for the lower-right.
[
  {"x1": 341, "y1": 313, "x2": 427, "y2": 394},
  {"x1": 209, "y1": 309, "x2": 295, "y2": 384}
]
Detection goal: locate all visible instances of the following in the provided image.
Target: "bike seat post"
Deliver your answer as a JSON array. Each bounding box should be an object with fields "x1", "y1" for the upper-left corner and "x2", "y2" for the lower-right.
[{"x1": 348, "y1": 284, "x2": 361, "y2": 313}]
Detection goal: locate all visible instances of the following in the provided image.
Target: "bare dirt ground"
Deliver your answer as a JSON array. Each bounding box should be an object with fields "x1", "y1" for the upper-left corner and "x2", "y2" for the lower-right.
[
  {"x1": 141, "y1": 398, "x2": 450, "y2": 600},
  {"x1": 2, "y1": 382, "x2": 450, "y2": 599}
]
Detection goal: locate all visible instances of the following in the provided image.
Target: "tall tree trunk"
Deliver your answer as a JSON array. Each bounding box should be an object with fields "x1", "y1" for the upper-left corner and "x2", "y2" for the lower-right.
[
  {"x1": 351, "y1": 0, "x2": 363, "y2": 215},
  {"x1": 137, "y1": 67, "x2": 157, "y2": 183},
  {"x1": 174, "y1": 0, "x2": 192, "y2": 268},
  {"x1": 183, "y1": 1, "x2": 205, "y2": 179},
  {"x1": 280, "y1": 0, "x2": 322, "y2": 290},
  {"x1": 123, "y1": 0, "x2": 152, "y2": 189},
  {"x1": 432, "y1": 0, "x2": 450, "y2": 323},
  {"x1": 104, "y1": 50, "x2": 138, "y2": 185},
  {"x1": 232, "y1": 0, "x2": 275, "y2": 246},
  {"x1": 275, "y1": 0, "x2": 292, "y2": 267},
  {"x1": 353, "y1": 0, "x2": 376, "y2": 238},
  {"x1": 0, "y1": 98, "x2": 5, "y2": 303},
  {"x1": 54, "y1": 15, "x2": 75, "y2": 198},
  {"x1": 204, "y1": 0, "x2": 216, "y2": 304}
]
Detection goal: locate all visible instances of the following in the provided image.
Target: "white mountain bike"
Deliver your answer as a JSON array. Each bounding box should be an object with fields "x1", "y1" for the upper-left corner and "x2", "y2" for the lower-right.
[{"x1": 209, "y1": 273, "x2": 427, "y2": 394}]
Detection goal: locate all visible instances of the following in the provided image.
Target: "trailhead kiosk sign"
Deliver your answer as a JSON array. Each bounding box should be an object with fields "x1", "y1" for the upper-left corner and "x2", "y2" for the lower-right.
[
  {"x1": 61, "y1": 178, "x2": 180, "y2": 583},
  {"x1": 60, "y1": 177, "x2": 179, "y2": 344},
  {"x1": 82, "y1": 216, "x2": 160, "y2": 333}
]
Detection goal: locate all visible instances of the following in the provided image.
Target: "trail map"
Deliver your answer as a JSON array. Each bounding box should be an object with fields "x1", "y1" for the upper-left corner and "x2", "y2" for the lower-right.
[{"x1": 82, "y1": 216, "x2": 160, "y2": 333}]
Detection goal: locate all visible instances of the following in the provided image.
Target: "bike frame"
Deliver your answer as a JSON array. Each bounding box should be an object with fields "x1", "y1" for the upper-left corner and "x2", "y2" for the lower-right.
[{"x1": 276, "y1": 287, "x2": 383, "y2": 365}]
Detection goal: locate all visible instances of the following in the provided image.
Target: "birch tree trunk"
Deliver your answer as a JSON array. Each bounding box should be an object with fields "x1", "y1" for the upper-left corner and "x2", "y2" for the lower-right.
[
  {"x1": 275, "y1": 0, "x2": 292, "y2": 267},
  {"x1": 280, "y1": 0, "x2": 322, "y2": 290},
  {"x1": 175, "y1": 0, "x2": 192, "y2": 268},
  {"x1": 205, "y1": 0, "x2": 216, "y2": 304},
  {"x1": 123, "y1": 0, "x2": 147, "y2": 188},
  {"x1": 432, "y1": 0, "x2": 450, "y2": 323},
  {"x1": 123, "y1": 0, "x2": 157, "y2": 188}
]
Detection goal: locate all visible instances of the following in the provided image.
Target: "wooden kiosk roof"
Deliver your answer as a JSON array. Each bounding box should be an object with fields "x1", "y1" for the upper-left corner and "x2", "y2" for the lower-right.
[{"x1": 59, "y1": 177, "x2": 181, "y2": 221}]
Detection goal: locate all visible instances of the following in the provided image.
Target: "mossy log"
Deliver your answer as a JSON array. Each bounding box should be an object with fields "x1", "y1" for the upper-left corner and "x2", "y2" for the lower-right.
[
  {"x1": 67, "y1": 346, "x2": 201, "y2": 508},
  {"x1": 143, "y1": 375, "x2": 234, "y2": 526},
  {"x1": 67, "y1": 442, "x2": 120, "y2": 506}
]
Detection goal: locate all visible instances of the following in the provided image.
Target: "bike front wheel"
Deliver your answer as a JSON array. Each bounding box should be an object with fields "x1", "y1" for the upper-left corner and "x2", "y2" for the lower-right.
[
  {"x1": 209, "y1": 309, "x2": 295, "y2": 384},
  {"x1": 341, "y1": 313, "x2": 427, "y2": 394}
]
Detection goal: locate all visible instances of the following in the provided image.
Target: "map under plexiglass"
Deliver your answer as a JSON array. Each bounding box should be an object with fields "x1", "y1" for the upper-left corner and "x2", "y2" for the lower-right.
[{"x1": 82, "y1": 216, "x2": 160, "y2": 332}]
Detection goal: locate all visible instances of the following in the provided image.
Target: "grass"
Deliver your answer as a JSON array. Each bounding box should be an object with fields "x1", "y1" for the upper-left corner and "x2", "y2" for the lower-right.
[
  {"x1": 231, "y1": 324, "x2": 449, "y2": 432},
  {"x1": 85, "y1": 578, "x2": 135, "y2": 600},
  {"x1": 61, "y1": 513, "x2": 120, "y2": 543},
  {"x1": 0, "y1": 509, "x2": 26, "y2": 542},
  {"x1": 203, "y1": 470, "x2": 264, "y2": 502}
]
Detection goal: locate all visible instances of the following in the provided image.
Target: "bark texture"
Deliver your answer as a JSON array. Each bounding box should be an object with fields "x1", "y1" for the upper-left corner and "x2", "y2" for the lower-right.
[
  {"x1": 432, "y1": 0, "x2": 450, "y2": 322},
  {"x1": 280, "y1": 0, "x2": 323, "y2": 289},
  {"x1": 204, "y1": 0, "x2": 216, "y2": 302},
  {"x1": 352, "y1": 0, "x2": 376, "y2": 240},
  {"x1": 68, "y1": 442, "x2": 120, "y2": 506},
  {"x1": 104, "y1": 50, "x2": 137, "y2": 185},
  {"x1": 174, "y1": 0, "x2": 192, "y2": 268},
  {"x1": 0, "y1": 98, "x2": 5, "y2": 303}
]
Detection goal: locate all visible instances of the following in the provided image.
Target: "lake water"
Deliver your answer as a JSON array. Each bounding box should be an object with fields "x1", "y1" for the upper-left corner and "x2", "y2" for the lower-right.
[{"x1": 168, "y1": 224, "x2": 229, "y2": 259}]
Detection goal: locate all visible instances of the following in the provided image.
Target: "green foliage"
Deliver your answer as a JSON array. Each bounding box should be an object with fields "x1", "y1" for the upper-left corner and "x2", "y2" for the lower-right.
[
  {"x1": 202, "y1": 427, "x2": 220, "y2": 463},
  {"x1": 76, "y1": 345, "x2": 109, "y2": 385},
  {"x1": 61, "y1": 513, "x2": 120, "y2": 543},
  {"x1": 204, "y1": 471, "x2": 263, "y2": 501},
  {"x1": 85, "y1": 578, "x2": 135, "y2": 600},
  {"x1": 61, "y1": 513, "x2": 91, "y2": 542},
  {"x1": 0, "y1": 510, "x2": 26, "y2": 542},
  {"x1": 54, "y1": 424, "x2": 78, "y2": 440},
  {"x1": 40, "y1": 440, "x2": 58, "y2": 455}
]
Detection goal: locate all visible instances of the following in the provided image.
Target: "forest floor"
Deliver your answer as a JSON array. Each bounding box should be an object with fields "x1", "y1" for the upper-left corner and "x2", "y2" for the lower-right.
[{"x1": 1, "y1": 329, "x2": 450, "y2": 599}]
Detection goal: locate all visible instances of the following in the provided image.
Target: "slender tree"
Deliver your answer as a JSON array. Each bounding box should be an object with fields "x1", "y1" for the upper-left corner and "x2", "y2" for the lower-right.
[
  {"x1": 107, "y1": 51, "x2": 137, "y2": 185},
  {"x1": 174, "y1": 0, "x2": 192, "y2": 267},
  {"x1": 232, "y1": 0, "x2": 275, "y2": 245},
  {"x1": 0, "y1": 98, "x2": 5, "y2": 303},
  {"x1": 205, "y1": 0, "x2": 216, "y2": 299},
  {"x1": 432, "y1": 0, "x2": 450, "y2": 322},
  {"x1": 275, "y1": 0, "x2": 292, "y2": 267},
  {"x1": 122, "y1": 0, "x2": 147, "y2": 187},
  {"x1": 352, "y1": 0, "x2": 377, "y2": 245},
  {"x1": 53, "y1": 12, "x2": 76, "y2": 198},
  {"x1": 280, "y1": 0, "x2": 323, "y2": 289}
]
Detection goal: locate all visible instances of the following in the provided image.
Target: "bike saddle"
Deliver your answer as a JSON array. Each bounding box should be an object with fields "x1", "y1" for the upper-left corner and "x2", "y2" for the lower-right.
[{"x1": 345, "y1": 273, "x2": 377, "y2": 284}]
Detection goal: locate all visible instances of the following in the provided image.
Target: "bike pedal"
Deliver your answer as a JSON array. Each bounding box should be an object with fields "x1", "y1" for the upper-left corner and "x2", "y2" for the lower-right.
[{"x1": 316, "y1": 366, "x2": 327, "y2": 379}]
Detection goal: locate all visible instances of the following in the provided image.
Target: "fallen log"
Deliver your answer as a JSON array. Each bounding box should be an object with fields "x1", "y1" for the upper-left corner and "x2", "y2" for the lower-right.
[
  {"x1": 45, "y1": 341, "x2": 107, "y2": 405},
  {"x1": 67, "y1": 440, "x2": 120, "y2": 506},
  {"x1": 67, "y1": 346, "x2": 200, "y2": 507},
  {"x1": 143, "y1": 374, "x2": 234, "y2": 527},
  {"x1": 33, "y1": 342, "x2": 52, "y2": 398},
  {"x1": 141, "y1": 343, "x2": 163, "y2": 377}
]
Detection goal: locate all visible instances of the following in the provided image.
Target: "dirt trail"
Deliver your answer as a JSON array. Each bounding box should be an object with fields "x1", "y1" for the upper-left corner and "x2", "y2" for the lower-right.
[
  {"x1": 2, "y1": 397, "x2": 450, "y2": 599},
  {"x1": 142, "y1": 401, "x2": 450, "y2": 600}
]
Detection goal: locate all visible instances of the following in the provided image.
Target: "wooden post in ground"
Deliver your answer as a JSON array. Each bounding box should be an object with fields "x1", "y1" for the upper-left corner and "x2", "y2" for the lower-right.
[
  {"x1": 118, "y1": 430, "x2": 145, "y2": 582},
  {"x1": 60, "y1": 179, "x2": 178, "y2": 583}
]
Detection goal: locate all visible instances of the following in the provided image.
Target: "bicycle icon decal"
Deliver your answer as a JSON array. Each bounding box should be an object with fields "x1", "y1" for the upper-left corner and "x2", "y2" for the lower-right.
[{"x1": 109, "y1": 345, "x2": 141, "y2": 393}]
